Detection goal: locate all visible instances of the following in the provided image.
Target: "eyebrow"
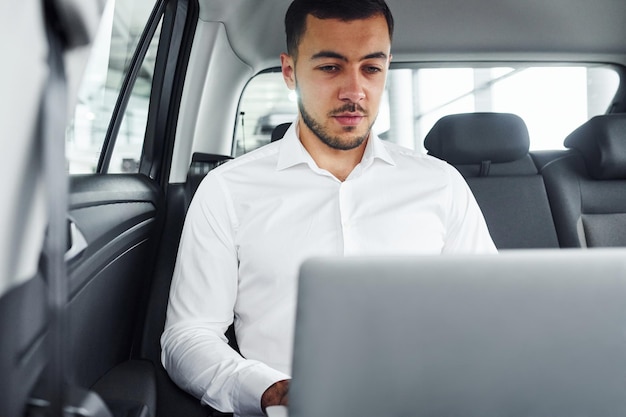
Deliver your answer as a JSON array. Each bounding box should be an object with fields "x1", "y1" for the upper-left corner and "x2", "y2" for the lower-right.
[{"x1": 310, "y1": 50, "x2": 388, "y2": 62}]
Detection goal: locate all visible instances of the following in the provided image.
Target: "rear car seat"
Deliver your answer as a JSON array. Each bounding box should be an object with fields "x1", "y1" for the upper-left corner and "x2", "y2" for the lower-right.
[
  {"x1": 424, "y1": 112, "x2": 560, "y2": 249},
  {"x1": 136, "y1": 152, "x2": 233, "y2": 417},
  {"x1": 542, "y1": 114, "x2": 626, "y2": 247}
]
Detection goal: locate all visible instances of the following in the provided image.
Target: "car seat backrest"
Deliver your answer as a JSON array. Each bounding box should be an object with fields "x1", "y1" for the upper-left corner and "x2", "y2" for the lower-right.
[
  {"x1": 136, "y1": 152, "x2": 235, "y2": 417},
  {"x1": 425, "y1": 112, "x2": 560, "y2": 249},
  {"x1": 140, "y1": 152, "x2": 234, "y2": 364},
  {"x1": 543, "y1": 114, "x2": 626, "y2": 247},
  {"x1": 271, "y1": 122, "x2": 291, "y2": 142}
]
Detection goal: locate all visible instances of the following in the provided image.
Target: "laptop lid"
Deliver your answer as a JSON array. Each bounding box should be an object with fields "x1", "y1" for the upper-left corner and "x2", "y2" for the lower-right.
[{"x1": 288, "y1": 249, "x2": 626, "y2": 417}]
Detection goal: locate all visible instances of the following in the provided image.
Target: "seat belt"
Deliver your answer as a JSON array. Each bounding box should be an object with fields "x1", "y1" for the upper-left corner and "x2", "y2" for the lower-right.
[
  {"x1": 31, "y1": 1, "x2": 113, "y2": 416},
  {"x1": 39, "y1": 1, "x2": 70, "y2": 415},
  {"x1": 479, "y1": 160, "x2": 492, "y2": 177}
]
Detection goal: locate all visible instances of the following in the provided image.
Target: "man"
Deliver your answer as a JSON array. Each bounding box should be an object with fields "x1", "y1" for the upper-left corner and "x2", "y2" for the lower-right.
[{"x1": 161, "y1": 0, "x2": 497, "y2": 415}]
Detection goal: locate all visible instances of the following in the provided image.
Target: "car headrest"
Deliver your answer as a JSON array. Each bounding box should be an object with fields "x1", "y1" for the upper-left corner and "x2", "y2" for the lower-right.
[
  {"x1": 271, "y1": 122, "x2": 292, "y2": 142},
  {"x1": 424, "y1": 113, "x2": 530, "y2": 164},
  {"x1": 564, "y1": 114, "x2": 626, "y2": 180}
]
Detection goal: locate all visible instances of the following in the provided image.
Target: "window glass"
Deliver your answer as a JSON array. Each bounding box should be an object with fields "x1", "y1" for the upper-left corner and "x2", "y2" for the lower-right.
[
  {"x1": 66, "y1": 0, "x2": 161, "y2": 174},
  {"x1": 235, "y1": 65, "x2": 620, "y2": 154},
  {"x1": 234, "y1": 72, "x2": 298, "y2": 157}
]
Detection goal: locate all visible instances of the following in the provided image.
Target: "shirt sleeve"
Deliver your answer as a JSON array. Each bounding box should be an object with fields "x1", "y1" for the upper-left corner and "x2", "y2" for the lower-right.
[
  {"x1": 442, "y1": 166, "x2": 498, "y2": 254},
  {"x1": 160, "y1": 172, "x2": 289, "y2": 416}
]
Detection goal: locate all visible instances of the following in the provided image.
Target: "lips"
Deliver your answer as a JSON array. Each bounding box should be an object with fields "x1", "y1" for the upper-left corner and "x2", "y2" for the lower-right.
[{"x1": 333, "y1": 113, "x2": 365, "y2": 126}]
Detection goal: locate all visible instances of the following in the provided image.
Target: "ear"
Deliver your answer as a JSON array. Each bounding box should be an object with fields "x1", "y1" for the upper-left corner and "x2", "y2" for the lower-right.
[{"x1": 281, "y1": 53, "x2": 296, "y2": 90}]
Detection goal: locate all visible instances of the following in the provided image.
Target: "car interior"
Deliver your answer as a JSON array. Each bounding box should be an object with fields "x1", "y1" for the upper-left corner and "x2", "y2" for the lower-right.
[{"x1": 1, "y1": 0, "x2": 626, "y2": 416}]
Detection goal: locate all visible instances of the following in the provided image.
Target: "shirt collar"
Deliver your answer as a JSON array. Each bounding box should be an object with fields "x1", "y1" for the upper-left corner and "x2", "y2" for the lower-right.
[
  {"x1": 276, "y1": 121, "x2": 314, "y2": 171},
  {"x1": 276, "y1": 118, "x2": 396, "y2": 171},
  {"x1": 361, "y1": 130, "x2": 396, "y2": 168}
]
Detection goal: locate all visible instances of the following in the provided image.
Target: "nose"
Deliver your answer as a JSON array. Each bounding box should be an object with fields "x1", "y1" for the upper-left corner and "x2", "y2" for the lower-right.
[{"x1": 338, "y1": 69, "x2": 366, "y2": 103}]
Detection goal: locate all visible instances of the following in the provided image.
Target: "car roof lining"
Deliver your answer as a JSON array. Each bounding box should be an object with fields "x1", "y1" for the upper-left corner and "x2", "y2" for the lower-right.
[{"x1": 197, "y1": 0, "x2": 626, "y2": 70}]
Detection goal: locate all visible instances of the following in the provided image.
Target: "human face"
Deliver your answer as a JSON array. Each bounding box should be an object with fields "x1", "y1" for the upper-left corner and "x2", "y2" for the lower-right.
[{"x1": 281, "y1": 14, "x2": 391, "y2": 151}]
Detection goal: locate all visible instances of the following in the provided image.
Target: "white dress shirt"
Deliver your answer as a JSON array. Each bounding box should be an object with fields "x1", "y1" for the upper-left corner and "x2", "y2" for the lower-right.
[{"x1": 161, "y1": 124, "x2": 497, "y2": 416}]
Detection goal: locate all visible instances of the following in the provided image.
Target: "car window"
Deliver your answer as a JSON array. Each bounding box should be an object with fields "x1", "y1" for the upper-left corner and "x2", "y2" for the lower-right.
[
  {"x1": 66, "y1": 0, "x2": 162, "y2": 174},
  {"x1": 234, "y1": 65, "x2": 620, "y2": 155}
]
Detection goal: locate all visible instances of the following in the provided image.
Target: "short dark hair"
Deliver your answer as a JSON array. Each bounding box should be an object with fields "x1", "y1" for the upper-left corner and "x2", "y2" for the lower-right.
[{"x1": 285, "y1": 0, "x2": 394, "y2": 57}]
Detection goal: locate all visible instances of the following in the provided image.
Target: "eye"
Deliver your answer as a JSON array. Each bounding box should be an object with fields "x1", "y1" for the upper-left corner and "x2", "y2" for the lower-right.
[
  {"x1": 364, "y1": 66, "x2": 383, "y2": 74},
  {"x1": 318, "y1": 65, "x2": 340, "y2": 73}
]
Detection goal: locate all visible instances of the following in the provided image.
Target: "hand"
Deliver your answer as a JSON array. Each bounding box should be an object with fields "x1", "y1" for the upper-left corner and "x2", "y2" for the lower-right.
[{"x1": 261, "y1": 379, "x2": 290, "y2": 413}]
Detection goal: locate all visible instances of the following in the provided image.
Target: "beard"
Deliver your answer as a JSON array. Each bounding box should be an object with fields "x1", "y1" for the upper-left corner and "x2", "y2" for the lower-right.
[{"x1": 298, "y1": 96, "x2": 373, "y2": 151}]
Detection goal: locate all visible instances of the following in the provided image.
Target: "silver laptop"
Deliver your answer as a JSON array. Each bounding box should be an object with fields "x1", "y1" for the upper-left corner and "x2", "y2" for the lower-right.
[{"x1": 281, "y1": 249, "x2": 626, "y2": 417}]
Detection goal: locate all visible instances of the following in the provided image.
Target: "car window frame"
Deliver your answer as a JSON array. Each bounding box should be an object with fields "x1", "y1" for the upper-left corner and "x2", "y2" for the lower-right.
[
  {"x1": 140, "y1": 0, "x2": 199, "y2": 185},
  {"x1": 78, "y1": 0, "x2": 198, "y2": 187},
  {"x1": 96, "y1": 0, "x2": 167, "y2": 174}
]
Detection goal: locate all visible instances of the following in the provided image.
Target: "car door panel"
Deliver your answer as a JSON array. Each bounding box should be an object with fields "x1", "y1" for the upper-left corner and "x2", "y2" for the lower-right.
[
  {"x1": 67, "y1": 174, "x2": 162, "y2": 389},
  {"x1": 0, "y1": 273, "x2": 48, "y2": 417}
]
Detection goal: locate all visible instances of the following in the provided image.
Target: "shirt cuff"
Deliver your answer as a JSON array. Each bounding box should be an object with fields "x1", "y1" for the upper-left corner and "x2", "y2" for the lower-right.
[{"x1": 233, "y1": 362, "x2": 290, "y2": 416}]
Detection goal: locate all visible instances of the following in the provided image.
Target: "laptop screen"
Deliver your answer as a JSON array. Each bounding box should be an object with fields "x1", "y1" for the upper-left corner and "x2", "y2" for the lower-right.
[{"x1": 288, "y1": 249, "x2": 626, "y2": 417}]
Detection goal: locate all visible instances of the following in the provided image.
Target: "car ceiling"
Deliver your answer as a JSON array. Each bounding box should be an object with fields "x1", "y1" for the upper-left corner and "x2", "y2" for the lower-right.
[{"x1": 198, "y1": 0, "x2": 626, "y2": 68}]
